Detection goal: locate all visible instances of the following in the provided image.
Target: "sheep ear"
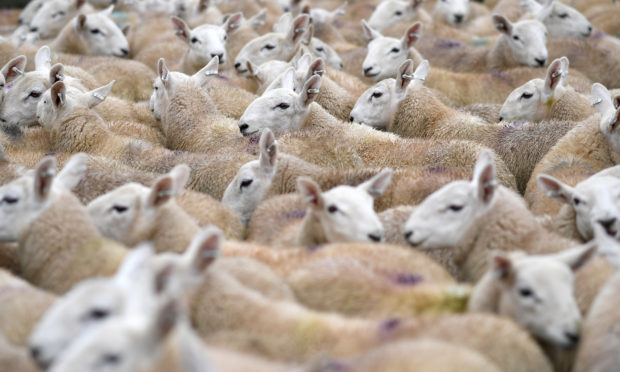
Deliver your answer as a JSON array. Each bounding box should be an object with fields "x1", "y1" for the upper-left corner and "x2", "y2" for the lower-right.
[
  {"x1": 259, "y1": 128, "x2": 277, "y2": 172},
  {"x1": 551, "y1": 242, "x2": 597, "y2": 271},
  {"x1": 74, "y1": 0, "x2": 86, "y2": 9},
  {"x1": 299, "y1": 75, "x2": 321, "y2": 107},
  {"x1": 396, "y1": 59, "x2": 414, "y2": 95},
  {"x1": 542, "y1": 57, "x2": 565, "y2": 101},
  {"x1": 493, "y1": 14, "x2": 513, "y2": 35},
  {"x1": 34, "y1": 156, "x2": 57, "y2": 201},
  {"x1": 223, "y1": 12, "x2": 242, "y2": 34},
  {"x1": 158, "y1": 58, "x2": 171, "y2": 89},
  {"x1": 75, "y1": 14, "x2": 87, "y2": 33},
  {"x1": 359, "y1": 168, "x2": 393, "y2": 198},
  {"x1": 246, "y1": 61, "x2": 262, "y2": 82},
  {"x1": 411, "y1": 0, "x2": 424, "y2": 9},
  {"x1": 185, "y1": 226, "x2": 221, "y2": 275},
  {"x1": 361, "y1": 19, "x2": 381, "y2": 42},
  {"x1": 536, "y1": 174, "x2": 574, "y2": 204},
  {"x1": 614, "y1": 96, "x2": 620, "y2": 110},
  {"x1": 491, "y1": 251, "x2": 513, "y2": 281},
  {"x1": 34, "y1": 45, "x2": 51, "y2": 72},
  {"x1": 51, "y1": 81, "x2": 66, "y2": 109},
  {"x1": 298, "y1": 177, "x2": 324, "y2": 209},
  {"x1": 402, "y1": 22, "x2": 422, "y2": 49},
  {"x1": 286, "y1": 14, "x2": 309, "y2": 45},
  {"x1": 1, "y1": 55, "x2": 26, "y2": 84},
  {"x1": 273, "y1": 12, "x2": 292, "y2": 34},
  {"x1": 198, "y1": 0, "x2": 210, "y2": 12},
  {"x1": 192, "y1": 56, "x2": 219, "y2": 86},
  {"x1": 308, "y1": 58, "x2": 325, "y2": 78},
  {"x1": 296, "y1": 53, "x2": 312, "y2": 72},
  {"x1": 169, "y1": 164, "x2": 190, "y2": 193},
  {"x1": 56, "y1": 153, "x2": 88, "y2": 190},
  {"x1": 591, "y1": 83, "x2": 613, "y2": 116},
  {"x1": 49, "y1": 63, "x2": 65, "y2": 85},
  {"x1": 520, "y1": 0, "x2": 543, "y2": 14},
  {"x1": 249, "y1": 9, "x2": 267, "y2": 30},
  {"x1": 302, "y1": 23, "x2": 314, "y2": 45},
  {"x1": 148, "y1": 175, "x2": 175, "y2": 207},
  {"x1": 114, "y1": 243, "x2": 154, "y2": 286},
  {"x1": 171, "y1": 16, "x2": 191, "y2": 43},
  {"x1": 413, "y1": 59, "x2": 429, "y2": 83},
  {"x1": 84, "y1": 80, "x2": 114, "y2": 108},
  {"x1": 122, "y1": 24, "x2": 131, "y2": 37},
  {"x1": 151, "y1": 298, "x2": 179, "y2": 343},
  {"x1": 265, "y1": 67, "x2": 295, "y2": 92},
  {"x1": 472, "y1": 150, "x2": 497, "y2": 205},
  {"x1": 101, "y1": 5, "x2": 114, "y2": 16}
]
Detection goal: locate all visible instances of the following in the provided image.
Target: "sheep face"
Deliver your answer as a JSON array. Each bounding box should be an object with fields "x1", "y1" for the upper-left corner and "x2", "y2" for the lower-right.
[
  {"x1": 250, "y1": 60, "x2": 294, "y2": 94},
  {"x1": 223, "y1": 129, "x2": 277, "y2": 226},
  {"x1": 599, "y1": 107, "x2": 620, "y2": 157},
  {"x1": 19, "y1": 0, "x2": 45, "y2": 26},
  {"x1": 74, "y1": 7, "x2": 130, "y2": 57},
  {"x1": 28, "y1": 279, "x2": 127, "y2": 369},
  {"x1": 367, "y1": 0, "x2": 422, "y2": 32},
  {"x1": 307, "y1": 38, "x2": 343, "y2": 70},
  {"x1": 298, "y1": 170, "x2": 392, "y2": 244},
  {"x1": 404, "y1": 151, "x2": 497, "y2": 250},
  {"x1": 538, "y1": 175, "x2": 620, "y2": 240},
  {"x1": 0, "y1": 71, "x2": 48, "y2": 127},
  {"x1": 238, "y1": 74, "x2": 321, "y2": 136},
  {"x1": 489, "y1": 248, "x2": 593, "y2": 348},
  {"x1": 493, "y1": 16, "x2": 548, "y2": 68},
  {"x1": 29, "y1": 0, "x2": 84, "y2": 39},
  {"x1": 350, "y1": 78, "x2": 399, "y2": 129},
  {"x1": 524, "y1": 0, "x2": 592, "y2": 38},
  {"x1": 362, "y1": 21, "x2": 421, "y2": 81},
  {"x1": 434, "y1": 0, "x2": 471, "y2": 26},
  {"x1": 234, "y1": 15, "x2": 309, "y2": 76}
]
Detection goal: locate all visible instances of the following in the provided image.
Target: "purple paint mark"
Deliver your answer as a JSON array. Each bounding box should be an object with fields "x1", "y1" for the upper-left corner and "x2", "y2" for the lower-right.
[
  {"x1": 592, "y1": 30, "x2": 606, "y2": 40},
  {"x1": 215, "y1": 74, "x2": 229, "y2": 82},
  {"x1": 490, "y1": 70, "x2": 506, "y2": 80},
  {"x1": 44, "y1": 152, "x2": 58, "y2": 157},
  {"x1": 306, "y1": 244, "x2": 323, "y2": 252},
  {"x1": 286, "y1": 209, "x2": 306, "y2": 220},
  {"x1": 380, "y1": 317, "x2": 401, "y2": 332},
  {"x1": 248, "y1": 135, "x2": 261, "y2": 144},
  {"x1": 320, "y1": 361, "x2": 350, "y2": 371},
  {"x1": 438, "y1": 40, "x2": 463, "y2": 49},
  {"x1": 395, "y1": 273, "x2": 423, "y2": 285},
  {"x1": 334, "y1": 20, "x2": 344, "y2": 28},
  {"x1": 426, "y1": 166, "x2": 447, "y2": 174}
]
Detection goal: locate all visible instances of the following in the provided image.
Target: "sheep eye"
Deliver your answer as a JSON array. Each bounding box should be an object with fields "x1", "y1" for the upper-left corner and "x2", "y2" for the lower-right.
[
  {"x1": 89, "y1": 308, "x2": 110, "y2": 319},
  {"x1": 90, "y1": 28, "x2": 101, "y2": 35},
  {"x1": 371, "y1": 91, "x2": 383, "y2": 99},
  {"x1": 240, "y1": 179, "x2": 253, "y2": 189},
  {"x1": 315, "y1": 46, "x2": 324, "y2": 52},
  {"x1": 112, "y1": 205, "x2": 128, "y2": 213},
  {"x1": 519, "y1": 288, "x2": 533, "y2": 297},
  {"x1": 2, "y1": 196, "x2": 18, "y2": 205},
  {"x1": 394, "y1": 10, "x2": 403, "y2": 16},
  {"x1": 390, "y1": 47, "x2": 400, "y2": 53},
  {"x1": 327, "y1": 205, "x2": 338, "y2": 213},
  {"x1": 54, "y1": 10, "x2": 66, "y2": 17},
  {"x1": 520, "y1": 92, "x2": 533, "y2": 99},
  {"x1": 558, "y1": 13, "x2": 568, "y2": 19},
  {"x1": 573, "y1": 197, "x2": 581, "y2": 205},
  {"x1": 449, "y1": 205, "x2": 463, "y2": 212},
  {"x1": 102, "y1": 353, "x2": 122, "y2": 365},
  {"x1": 262, "y1": 44, "x2": 275, "y2": 51},
  {"x1": 191, "y1": 37, "x2": 199, "y2": 44},
  {"x1": 29, "y1": 91, "x2": 41, "y2": 98},
  {"x1": 275, "y1": 102, "x2": 289, "y2": 110},
  {"x1": 512, "y1": 35, "x2": 520, "y2": 41},
  {"x1": 154, "y1": 86, "x2": 158, "y2": 91},
  {"x1": 223, "y1": 35, "x2": 227, "y2": 41}
]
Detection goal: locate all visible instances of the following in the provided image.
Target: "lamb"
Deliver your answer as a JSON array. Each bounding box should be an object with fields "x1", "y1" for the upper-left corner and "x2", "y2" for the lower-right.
[
  {"x1": 237, "y1": 73, "x2": 517, "y2": 187},
  {"x1": 0, "y1": 154, "x2": 128, "y2": 293},
  {"x1": 247, "y1": 170, "x2": 393, "y2": 247},
  {"x1": 350, "y1": 59, "x2": 577, "y2": 192},
  {"x1": 49, "y1": 6, "x2": 130, "y2": 57},
  {"x1": 28, "y1": 0, "x2": 90, "y2": 39},
  {"x1": 524, "y1": 83, "x2": 620, "y2": 216},
  {"x1": 0, "y1": 269, "x2": 56, "y2": 348},
  {"x1": 469, "y1": 246, "x2": 596, "y2": 370},
  {"x1": 499, "y1": 56, "x2": 594, "y2": 123},
  {"x1": 537, "y1": 171, "x2": 620, "y2": 242},
  {"x1": 402, "y1": 151, "x2": 612, "y2": 313},
  {"x1": 520, "y1": 0, "x2": 593, "y2": 38},
  {"x1": 417, "y1": 15, "x2": 549, "y2": 72},
  {"x1": 233, "y1": 14, "x2": 310, "y2": 75},
  {"x1": 367, "y1": 0, "x2": 424, "y2": 32}
]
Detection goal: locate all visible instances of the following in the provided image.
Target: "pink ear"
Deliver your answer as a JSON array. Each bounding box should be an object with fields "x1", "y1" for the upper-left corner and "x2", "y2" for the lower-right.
[
  {"x1": 544, "y1": 58, "x2": 564, "y2": 96},
  {"x1": 148, "y1": 176, "x2": 174, "y2": 207},
  {"x1": 224, "y1": 12, "x2": 242, "y2": 34},
  {"x1": 297, "y1": 177, "x2": 324, "y2": 209},
  {"x1": 397, "y1": 59, "x2": 414, "y2": 90},
  {"x1": 171, "y1": 16, "x2": 191, "y2": 43},
  {"x1": 403, "y1": 22, "x2": 422, "y2": 48},
  {"x1": 34, "y1": 157, "x2": 57, "y2": 201},
  {"x1": 492, "y1": 253, "x2": 512, "y2": 280},
  {"x1": 76, "y1": 14, "x2": 87, "y2": 32},
  {"x1": 1, "y1": 55, "x2": 27, "y2": 84}
]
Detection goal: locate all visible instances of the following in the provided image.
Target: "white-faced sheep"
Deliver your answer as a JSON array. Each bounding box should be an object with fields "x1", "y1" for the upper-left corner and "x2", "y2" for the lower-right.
[{"x1": 28, "y1": 0, "x2": 90, "y2": 39}]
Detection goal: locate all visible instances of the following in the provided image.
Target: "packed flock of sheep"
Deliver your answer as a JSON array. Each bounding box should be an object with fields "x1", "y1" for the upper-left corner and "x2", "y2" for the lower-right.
[{"x1": 0, "y1": 0, "x2": 619, "y2": 370}]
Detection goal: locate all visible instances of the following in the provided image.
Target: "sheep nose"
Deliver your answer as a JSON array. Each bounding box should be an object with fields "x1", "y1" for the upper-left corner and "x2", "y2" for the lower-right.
[
  {"x1": 239, "y1": 123, "x2": 249, "y2": 133},
  {"x1": 598, "y1": 217, "x2": 617, "y2": 233},
  {"x1": 120, "y1": 48, "x2": 129, "y2": 56},
  {"x1": 588, "y1": 25, "x2": 592, "y2": 32},
  {"x1": 18, "y1": 18, "x2": 23, "y2": 25},
  {"x1": 212, "y1": 53, "x2": 224, "y2": 63},
  {"x1": 349, "y1": 115, "x2": 354, "y2": 122},
  {"x1": 564, "y1": 331, "x2": 580, "y2": 346},
  {"x1": 498, "y1": 116, "x2": 504, "y2": 122},
  {"x1": 30, "y1": 27, "x2": 38, "y2": 32},
  {"x1": 404, "y1": 231, "x2": 412, "y2": 240},
  {"x1": 363, "y1": 67, "x2": 374, "y2": 76},
  {"x1": 234, "y1": 62, "x2": 242, "y2": 69},
  {"x1": 368, "y1": 233, "x2": 382, "y2": 242},
  {"x1": 30, "y1": 346, "x2": 41, "y2": 361},
  {"x1": 339, "y1": 62, "x2": 344, "y2": 69},
  {"x1": 535, "y1": 58, "x2": 546, "y2": 67},
  {"x1": 454, "y1": 14, "x2": 464, "y2": 23}
]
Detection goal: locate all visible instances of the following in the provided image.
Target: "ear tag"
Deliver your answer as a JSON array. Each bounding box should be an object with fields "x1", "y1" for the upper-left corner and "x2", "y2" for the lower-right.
[
  {"x1": 11, "y1": 66, "x2": 24, "y2": 75},
  {"x1": 591, "y1": 97, "x2": 602, "y2": 107},
  {"x1": 158, "y1": 190, "x2": 174, "y2": 198},
  {"x1": 202, "y1": 248, "x2": 219, "y2": 259},
  {"x1": 55, "y1": 73, "x2": 64, "y2": 81},
  {"x1": 483, "y1": 179, "x2": 498, "y2": 189},
  {"x1": 313, "y1": 69, "x2": 325, "y2": 75},
  {"x1": 42, "y1": 168, "x2": 56, "y2": 177},
  {"x1": 402, "y1": 73, "x2": 414, "y2": 79},
  {"x1": 93, "y1": 92, "x2": 105, "y2": 101},
  {"x1": 307, "y1": 88, "x2": 319, "y2": 94},
  {"x1": 295, "y1": 27, "x2": 305, "y2": 33}
]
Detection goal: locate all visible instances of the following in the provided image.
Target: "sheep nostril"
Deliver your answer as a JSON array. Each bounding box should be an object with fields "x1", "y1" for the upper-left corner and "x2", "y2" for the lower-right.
[
  {"x1": 454, "y1": 14, "x2": 464, "y2": 24},
  {"x1": 363, "y1": 67, "x2": 373, "y2": 76},
  {"x1": 120, "y1": 48, "x2": 129, "y2": 56},
  {"x1": 30, "y1": 27, "x2": 38, "y2": 32},
  {"x1": 239, "y1": 123, "x2": 249, "y2": 133},
  {"x1": 404, "y1": 231, "x2": 412, "y2": 240},
  {"x1": 234, "y1": 62, "x2": 241, "y2": 69},
  {"x1": 564, "y1": 331, "x2": 580, "y2": 346},
  {"x1": 535, "y1": 58, "x2": 546, "y2": 67},
  {"x1": 30, "y1": 346, "x2": 41, "y2": 361},
  {"x1": 368, "y1": 233, "x2": 382, "y2": 242},
  {"x1": 349, "y1": 116, "x2": 354, "y2": 122},
  {"x1": 598, "y1": 217, "x2": 617, "y2": 234},
  {"x1": 498, "y1": 116, "x2": 504, "y2": 122}
]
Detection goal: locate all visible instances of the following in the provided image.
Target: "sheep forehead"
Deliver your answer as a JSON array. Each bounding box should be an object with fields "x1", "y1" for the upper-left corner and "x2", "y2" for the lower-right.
[
  {"x1": 45, "y1": 278, "x2": 123, "y2": 319},
  {"x1": 323, "y1": 186, "x2": 375, "y2": 214},
  {"x1": 514, "y1": 19, "x2": 547, "y2": 38},
  {"x1": 260, "y1": 87, "x2": 297, "y2": 102},
  {"x1": 421, "y1": 181, "x2": 473, "y2": 208},
  {"x1": 192, "y1": 24, "x2": 225, "y2": 39},
  {"x1": 514, "y1": 258, "x2": 573, "y2": 289},
  {"x1": 368, "y1": 36, "x2": 401, "y2": 52}
]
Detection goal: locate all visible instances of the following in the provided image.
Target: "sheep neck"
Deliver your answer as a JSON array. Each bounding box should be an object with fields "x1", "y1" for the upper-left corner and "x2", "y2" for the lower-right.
[
  {"x1": 50, "y1": 22, "x2": 87, "y2": 55},
  {"x1": 297, "y1": 210, "x2": 327, "y2": 246},
  {"x1": 487, "y1": 36, "x2": 518, "y2": 71}
]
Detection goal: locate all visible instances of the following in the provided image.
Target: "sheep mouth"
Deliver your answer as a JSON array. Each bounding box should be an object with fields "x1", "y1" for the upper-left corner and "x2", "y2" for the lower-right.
[
  {"x1": 364, "y1": 71, "x2": 379, "y2": 78},
  {"x1": 406, "y1": 237, "x2": 426, "y2": 247},
  {"x1": 241, "y1": 130, "x2": 259, "y2": 137}
]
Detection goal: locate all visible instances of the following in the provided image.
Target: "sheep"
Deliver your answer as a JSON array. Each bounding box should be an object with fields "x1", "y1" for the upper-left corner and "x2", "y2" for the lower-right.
[
  {"x1": 520, "y1": 0, "x2": 593, "y2": 38},
  {"x1": 469, "y1": 246, "x2": 595, "y2": 348},
  {"x1": 537, "y1": 172, "x2": 620, "y2": 242},
  {"x1": 524, "y1": 83, "x2": 620, "y2": 216},
  {"x1": 248, "y1": 170, "x2": 393, "y2": 247},
  {"x1": 367, "y1": 0, "x2": 425, "y2": 32},
  {"x1": 18, "y1": 0, "x2": 45, "y2": 27},
  {"x1": 28, "y1": 0, "x2": 90, "y2": 39},
  {"x1": 0, "y1": 269, "x2": 56, "y2": 348},
  {"x1": 584, "y1": 2, "x2": 620, "y2": 38},
  {"x1": 299, "y1": 23, "x2": 345, "y2": 70},
  {"x1": 49, "y1": 6, "x2": 130, "y2": 57},
  {"x1": 432, "y1": 0, "x2": 488, "y2": 27},
  {"x1": 402, "y1": 151, "x2": 612, "y2": 314},
  {"x1": 499, "y1": 56, "x2": 594, "y2": 123},
  {"x1": 233, "y1": 14, "x2": 310, "y2": 76},
  {"x1": 350, "y1": 59, "x2": 577, "y2": 191},
  {"x1": 418, "y1": 15, "x2": 549, "y2": 72},
  {"x1": 0, "y1": 154, "x2": 128, "y2": 293}
]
